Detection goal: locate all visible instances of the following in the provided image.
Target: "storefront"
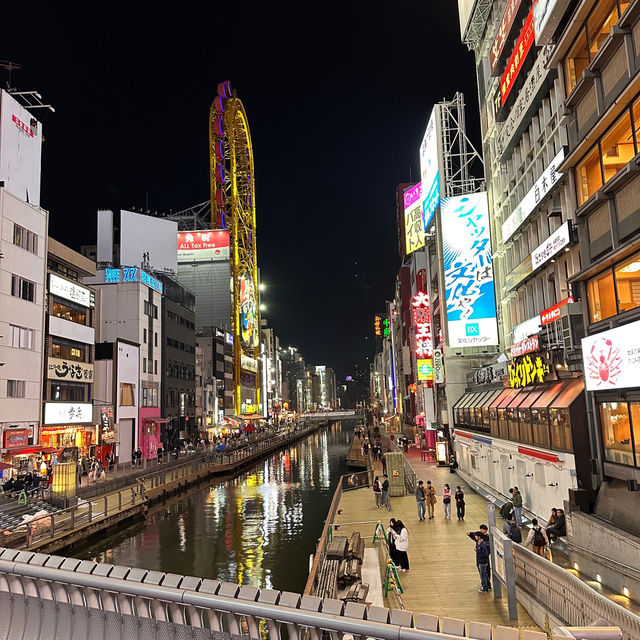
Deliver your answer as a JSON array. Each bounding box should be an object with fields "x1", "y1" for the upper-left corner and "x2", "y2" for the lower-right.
[
  {"x1": 40, "y1": 425, "x2": 94, "y2": 452},
  {"x1": 140, "y1": 417, "x2": 166, "y2": 460},
  {"x1": 582, "y1": 319, "x2": 640, "y2": 478}
]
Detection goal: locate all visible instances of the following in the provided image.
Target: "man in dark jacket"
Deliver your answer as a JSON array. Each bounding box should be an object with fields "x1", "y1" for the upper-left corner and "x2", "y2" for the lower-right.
[
  {"x1": 546, "y1": 508, "x2": 566, "y2": 541},
  {"x1": 475, "y1": 532, "x2": 491, "y2": 592}
]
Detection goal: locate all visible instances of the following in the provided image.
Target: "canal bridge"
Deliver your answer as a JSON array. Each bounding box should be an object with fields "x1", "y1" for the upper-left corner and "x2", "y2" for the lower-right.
[{"x1": 0, "y1": 547, "x2": 620, "y2": 640}]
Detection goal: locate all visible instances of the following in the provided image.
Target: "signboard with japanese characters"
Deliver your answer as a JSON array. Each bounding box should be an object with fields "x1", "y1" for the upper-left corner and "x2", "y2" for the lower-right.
[
  {"x1": 508, "y1": 353, "x2": 556, "y2": 388},
  {"x1": 44, "y1": 403, "x2": 93, "y2": 425},
  {"x1": 467, "y1": 361, "x2": 508, "y2": 386},
  {"x1": 441, "y1": 193, "x2": 499, "y2": 347},
  {"x1": 3, "y1": 429, "x2": 30, "y2": 449},
  {"x1": 412, "y1": 291, "x2": 433, "y2": 359},
  {"x1": 419, "y1": 108, "x2": 441, "y2": 232},
  {"x1": 433, "y1": 348, "x2": 445, "y2": 384},
  {"x1": 490, "y1": 0, "x2": 525, "y2": 74},
  {"x1": 541, "y1": 296, "x2": 574, "y2": 325},
  {"x1": 582, "y1": 320, "x2": 640, "y2": 391},
  {"x1": 404, "y1": 182, "x2": 425, "y2": 254},
  {"x1": 531, "y1": 221, "x2": 571, "y2": 270},
  {"x1": 510, "y1": 336, "x2": 540, "y2": 358},
  {"x1": 500, "y1": 4, "x2": 536, "y2": 105},
  {"x1": 49, "y1": 274, "x2": 93, "y2": 308},
  {"x1": 496, "y1": 45, "x2": 555, "y2": 160},
  {"x1": 502, "y1": 149, "x2": 565, "y2": 242},
  {"x1": 417, "y1": 359, "x2": 433, "y2": 382},
  {"x1": 47, "y1": 357, "x2": 94, "y2": 382}
]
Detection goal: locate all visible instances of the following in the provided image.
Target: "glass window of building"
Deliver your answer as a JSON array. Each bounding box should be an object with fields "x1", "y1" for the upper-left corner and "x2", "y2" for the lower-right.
[
  {"x1": 601, "y1": 111, "x2": 635, "y2": 183},
  {"x1": 51, "y1": 339, "x2": 85, "y2": 362},
  {"x1": 588, "y1": 0, "x2": 619, "y2": 59},
  {"x1": 50, "y1": 381, "x2": 85, "y2": 401},
  {"x1": 52, "y1": 297, "x2": 87, "y2": 324},
  {"x1": 576, "y1": 145, "x2": 603, "y2": 206},
  {"x1": 614, "y1": 251, "x2": 640, "y2": 313},
  {"x1": 11, "y1": 275, "x2": 35, "y2": 302},
  {"x1": 587, "y1": 269, "x2": 616, "y2": 322},
  {"x1": 599, "y1": 401, "x2": 633, "y2": 465},
  {"x1": 550, "y1": 408, "x2": 572, "y2": 451},
  {"x1": 565, "y1": 29, "x2": 590, "y2": 95},
  {"x1": 531, "y1": 407, "x2": 551, "y2": 448},
  {"x1": 631, "y1": 403, "x2": 640, "y2": 466}
]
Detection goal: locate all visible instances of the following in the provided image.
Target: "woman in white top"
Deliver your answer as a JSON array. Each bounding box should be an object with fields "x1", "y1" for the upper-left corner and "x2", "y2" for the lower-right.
[
  {"x1": 393, "y1": 520, "x2": 410, "y2": 571},
  {"x1": 525, "y1": 517, "x2": 549, "y2": 556},
  {"x1": 442, "y1": 484, "x2": 452, "y2": 519}
]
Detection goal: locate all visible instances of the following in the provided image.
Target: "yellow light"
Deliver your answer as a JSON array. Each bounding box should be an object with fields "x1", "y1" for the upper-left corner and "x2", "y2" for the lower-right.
[
  {"x1": 573, "y1": 562, "x2": 579, "y2": 571},
  {"x1": 259, "y1": 283, "x2": 265, "y2": 291},
  {"x1": 623, "y1": 587, "x2": 630, "y2": 597}
]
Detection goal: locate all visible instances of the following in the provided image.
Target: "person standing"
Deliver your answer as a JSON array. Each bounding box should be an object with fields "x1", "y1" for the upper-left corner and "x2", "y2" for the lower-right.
[
  {"x1": 425, "y1": 480, "x2": 437, "y2": 519},
  {"x1": 387, "y1": 518, "x2": 399, "y2": 566},
  {"x1": 381, "y1": 474, "x2": 392, "y2": 511},
  {"x1": 503, "y1": 515, "x2": 522, "y2": 543},
  {"x1": 372, "y1": 475, "x2": 382, "y2": 508},
  {"x1": 393, "y1": 520, "x2": 410, "y2": 571},
  {"x1": 455, "y1": 485, "x2": 465, "y2": 521},
  {"x1": 442, "y1": 483, "x2": 452, "y2": 519},
  {"x1": 525, "y1": 518, "x2": 548, "y2": 556},
  {"x1": 511, "y1": 486, "x2": 523, "y2": 525},
  {"x1": 474, "y1": 532, "x2": 491, "y2": 592},
  {"x1": 415, "y1": 480, "x2": 427, "y2": 521}
]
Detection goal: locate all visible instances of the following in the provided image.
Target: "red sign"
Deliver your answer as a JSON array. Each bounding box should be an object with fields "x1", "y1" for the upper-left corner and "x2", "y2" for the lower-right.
[
  {"x1": 510, "y1": 335, "x2": 540, "y2": 358},
  {"x1": 374, "y1": 315, "x2": 383, "y2": 336},
  {"x1": 177, "y1": 230, "x2": 229, "y2": 252},
  {"x1": 518, "y1": 446, "x2": 559, "y2": 463},
  {"x1": 500, "y1": 3, "x2": 536, "y2": 105},
  {"x1": 412, "y1": 292, "x2": 433, "y2": 359},
  {"x1": 540, "y1": 296, "x2": 574, "y2": 326},
  {"x1": 490, "y1": 0, "x2": 524, "y2": 75},
  {"x1": 3, "y1": 429, "x2": 30, "y2": 449},
  {"x1": 12, "y1": 114, "x2": 35, "y2": 138}
]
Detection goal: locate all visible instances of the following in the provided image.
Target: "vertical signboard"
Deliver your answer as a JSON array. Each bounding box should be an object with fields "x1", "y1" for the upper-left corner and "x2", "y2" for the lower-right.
[
  {"x1": 419, "y1": 107, "x2": 441, "y2": 232},
  {"x1": 500, "y1": 4, "x2": 536, "y2": 105},
  {"x1": 441, "y1": 193, "x2": 498, "y2": 347},
  {"x1": 404, "y1": 183, "x2": 425, "y2": 254}
]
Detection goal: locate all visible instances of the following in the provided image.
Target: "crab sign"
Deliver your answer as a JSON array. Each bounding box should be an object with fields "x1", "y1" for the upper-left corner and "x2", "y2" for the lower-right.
[{"x1": 585, "y1": 338, "x2": 622, "y2": 387}]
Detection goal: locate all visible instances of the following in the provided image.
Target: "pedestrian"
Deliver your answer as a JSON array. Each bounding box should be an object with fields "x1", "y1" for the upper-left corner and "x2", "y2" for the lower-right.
[
  {"x1": 425, "y1": 480, "x2": 437, "y2": 519},
  {"x1": 455, "y1": 485, "x2": 465, "y2": 520},
  {"x1": 415, "y1": 480, "x2": 427, "y2": 521},
  {"x1": 546, "y1": 508, "x2": 566, "y2": 541},
  {"x1": 393, "y1": 520, "x2": 410, "y2": 572},
  {"x1": 526, "y1": 518, "x2": 548, "y2": 556},
  {"x1": 381, "y1": 474, "x2": 392, "y2": 511},
  {"x1": 503, "y1": 515, "x2": 522, "y2": 543},
  {"x1": 372, "y1": 475, "x2": 382, "y2": 508},
  {"x1": 449, "y1": 455, "x2": 458, "y2": 473},
  {"x1": 546, "y1": 507, "x2": 558, "y2": 528},
  {"x1": 442, "y1": 483, "x2": 452, "y2": 519},
  {"x1": 511, "y1": 486, "x2": 523, "y2": 525},
  {"x1": 381, "y1": 455, "x2": 387, "y2": 475},
  {"x1": 350, "y1": 472, "x2": 358, "y2": 488},
  {"x1": 387, "y1": 518, "x2": 399, "y2": 566},
  {"x1": 474, "y1": 531, "x2": 491, "y2": 592}
]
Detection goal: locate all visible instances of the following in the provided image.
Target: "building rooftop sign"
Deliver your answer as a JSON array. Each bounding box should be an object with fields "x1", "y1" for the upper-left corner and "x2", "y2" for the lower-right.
[{"x1": 103, "y1": 267, "x2": 163, "y2": 294}]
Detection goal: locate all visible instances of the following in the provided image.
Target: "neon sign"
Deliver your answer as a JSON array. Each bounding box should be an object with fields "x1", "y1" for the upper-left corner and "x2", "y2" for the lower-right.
[
  {"x1": 104, "y1": 268, "x2": 163, "y2": 294},
  {"x1": 412, "y1": 291, "x2": 433, "y2": 359}
]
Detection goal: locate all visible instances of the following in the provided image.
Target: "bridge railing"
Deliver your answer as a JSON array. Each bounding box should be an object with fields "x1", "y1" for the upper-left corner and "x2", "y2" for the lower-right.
[{"x1": 0, "y1": 547, "x2": 617, "y2": 640}]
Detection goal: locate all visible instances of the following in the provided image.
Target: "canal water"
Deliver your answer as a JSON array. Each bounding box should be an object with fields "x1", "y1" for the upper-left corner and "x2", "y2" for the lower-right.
[{"x1": 77, "y1": 420, "x2": 354, "y2": 594}]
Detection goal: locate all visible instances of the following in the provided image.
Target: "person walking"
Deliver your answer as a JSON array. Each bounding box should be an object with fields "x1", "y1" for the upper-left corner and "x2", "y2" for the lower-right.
[
  {"x1": 503, "y1": 515, "x2": 522, "y2": 543},
  {"x1": 393, "y1": 520, "x2": 410, "y2": 571},
  {"x1": 415, "y1": 480, "x2": 427, "y2": 521},
  {"x1": 442, "y1": 483, "x2": 452, "y2": 519},
  {"x1": 455, "y1": 485, "x2": 465, "y2": 521},
  {"x1": 474, "y1": 531, "x2": 491, "y2": 592},
  {"x1": 387, "y1": 518, "x2": 399, "y2": 566},
  {"x1": 526, "y1": 518, "x2": 548, "y2": 556},
  {"x1": 511, "y1": 486, "x2": 523, "y2": 525},
  {"x1": 372, "y1": 476, "x2": 382, "y2": 508},
  {"x1": 425, "y1": 480, "x2": 437, "y2": 519},
  {"x1": 381, "y1": 474, "x2": 392, "y2": 511}
]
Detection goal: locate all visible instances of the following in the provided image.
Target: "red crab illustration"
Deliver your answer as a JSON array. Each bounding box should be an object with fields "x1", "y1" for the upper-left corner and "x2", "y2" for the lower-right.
[{"x1": 585, "y1": 338, "x2": 622, "y2": 387}]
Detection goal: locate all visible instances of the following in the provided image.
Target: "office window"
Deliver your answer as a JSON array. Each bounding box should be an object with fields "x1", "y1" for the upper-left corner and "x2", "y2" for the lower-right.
[
  {"x1": 13, "y1": 224, "x2": 38, "y2": 254},
  {"x1": 143, "y1": 357, "x2": 147, "y2": 373},
  {"x1": 142, "y1": 383, "x2": 158, "y2": 407},
  {"x1": 587, "y1": 269, "x2": 616, "y2": 322},
  {"x1": 576, "y1": 145, "x2": 603, "y2": 206},
  {"x1": 10, "y1": 325, "x2": 35, "y2": 350},
  {"x1": 601, "y1": 111, "x2": 635, "y2": 183},
  {"x1": 588, "y1": 0, "x2": 619, "y2": 59},
  {"x1": 154, "y1": 332, "x2": 158, "y2": 347},
  {"x1": 11, "y1": 275, "x2": 35, "y2": 302},
  {"x1": 154, "y1": 359, "x2": 158, "y2": 374},
  {"x1": 7, "y1": 380, "x2": 26, "y2": 398},
  {"x1": 143, "y1": 328, "x2": 147, "y2": 344},
  {"x1": 614, "y1": 251, "x2": 640, "y2": 313},
  {"x1": 565, "y1": 28, "x2": 590, "y2": 97}
]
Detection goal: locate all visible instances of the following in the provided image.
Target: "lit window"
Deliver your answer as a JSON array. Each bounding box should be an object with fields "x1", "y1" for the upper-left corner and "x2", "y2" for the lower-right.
[
  {"x1": 614, "y1": 251, "x2": 640, "y2": 313},
  {"x1": 587, "y1": 269, "x2": 616, "y2": 323},
  {"x1": 576, "y1": 145, "x2": 603, "y2": 206},
  {"x1": 564, "y1": 28, "x2": 589, "y2": 96},
  {"x1": 601, "y1": 111, "x2": 635, "y2": 184},
  {"x1": 600, "y1": 402, "x2": 633, "y2": 466},
  {"x1": 587, "y1": 0, "x2": 619, "y2": 60}
]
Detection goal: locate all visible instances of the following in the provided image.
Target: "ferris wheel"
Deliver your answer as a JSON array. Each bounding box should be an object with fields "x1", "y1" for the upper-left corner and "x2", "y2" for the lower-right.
[{"x1": 210, "y1": 81, "x2": 261, "y2": 417}]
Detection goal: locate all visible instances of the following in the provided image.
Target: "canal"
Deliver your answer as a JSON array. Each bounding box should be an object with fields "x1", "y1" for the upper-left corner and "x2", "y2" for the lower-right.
[{"x1": 77, "y1": 420, "x2": 354, "y2": 594}]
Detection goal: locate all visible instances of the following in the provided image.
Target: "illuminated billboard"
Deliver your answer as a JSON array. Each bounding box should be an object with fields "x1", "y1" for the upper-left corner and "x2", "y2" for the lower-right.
[
  {"x1": 403, "y1": 182, "x2": 425, "y2": 254},
  {"x1": 500, "y1": 4, "x2": 536, "y2": 105},
  {"x1": 419, "y1": 107, "x2": 441, "y2": 231},
  {"x1": 0, "y1": 90, "x2": 42, "y2": 206},
  {"x1": 441, "y1": 192, "x2": 498, "y2": 347},
  {"x1": 177, "y1": 229, "x2": 230, "y2": 262},
  {"x1": 417, "y1": 359, "x2": 433, "y2": 382}
]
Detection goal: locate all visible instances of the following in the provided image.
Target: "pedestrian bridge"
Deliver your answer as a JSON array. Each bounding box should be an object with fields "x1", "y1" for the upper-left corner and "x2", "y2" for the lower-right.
[{"x1": 0, "y1": 547, "x2": 621, "y2": 640}]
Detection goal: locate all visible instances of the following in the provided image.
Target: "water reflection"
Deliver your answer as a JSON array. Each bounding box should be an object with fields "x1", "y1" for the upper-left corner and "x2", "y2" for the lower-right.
[{"x1": 78, "y1": 420, "x2": 352, "y2": 594}]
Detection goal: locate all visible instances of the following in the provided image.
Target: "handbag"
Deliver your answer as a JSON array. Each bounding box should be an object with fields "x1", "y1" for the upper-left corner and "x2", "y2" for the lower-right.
[{"x1": 443, "y1": 496, "x2": 451, "y2": 504}]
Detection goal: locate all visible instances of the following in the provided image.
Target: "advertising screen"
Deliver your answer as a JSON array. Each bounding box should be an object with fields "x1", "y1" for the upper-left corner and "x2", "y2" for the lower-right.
[
  {"x1": 0, "y1": 90, "x2": 42, "y2": 206},
  {"x1": 403, "y1": 182, "x2": 425, "y2": 254},
  {"x1": 441, "y1": 192, "x2": 498, "y2": 347},
  {"x1": 120, "y1": 210, "x2": 178, "y2": 273},
  {"x1": 177, "y1": 229, "x2": 230, "y2": 262},
  {"x1": 582, "y1": 320, "x2": 640, "y2": 391},
  {"x1": 419, "y1": 108, "x2": 441, "y2": 231}
]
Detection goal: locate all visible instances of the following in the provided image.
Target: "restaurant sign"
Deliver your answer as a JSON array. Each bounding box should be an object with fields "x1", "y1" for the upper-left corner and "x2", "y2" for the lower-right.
[
  {"x1": 466, "y1": 361, "x2": 508, "y2": 386},
  {"x1": 47, "y1": 357, "x2": 94, "y2": 382},
  {"x1": 508, "y1": 353, "x2": 555, "y2": 388},
  {"x1": 541, "y1": 296, "x2": 574, "y2": 325},
  {"x1": 531, "y1": 221, "x2": 571, "y2": 270},
  {"x1": 3, "y1": 429, "x2": 30, "y2": 449},
  {"x1": 510, "y1": 335, "x2": 540, "y2": 358}
]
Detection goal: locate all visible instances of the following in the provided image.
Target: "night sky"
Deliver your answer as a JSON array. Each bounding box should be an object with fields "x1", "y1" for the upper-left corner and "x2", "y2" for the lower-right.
[{"x1": 4, "y1": 2, "x2": 477, "y2": 379}]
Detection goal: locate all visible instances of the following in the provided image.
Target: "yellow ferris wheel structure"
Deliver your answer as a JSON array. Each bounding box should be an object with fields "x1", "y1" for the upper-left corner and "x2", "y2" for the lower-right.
[{"x1": 210, "y1": 81, "x2": 261, "y2": 416}]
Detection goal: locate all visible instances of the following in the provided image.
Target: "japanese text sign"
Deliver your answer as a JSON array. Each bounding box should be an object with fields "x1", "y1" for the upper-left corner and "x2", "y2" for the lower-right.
[
  {"x1": 491, "y1": 0, "x2": 525, "y2": 74},
  {"x1": 404, "y1": 182, "x2": 425, "y2": 254},
  {"x1": 508, "y1": 354, "x2": 553, "y2": 388},
  {"x1": 419, "y1": 108, "x2": 441, "y2": 232},
  {"x1": 412, "y1": 291, "x2": 433, "y2": 359},
  {"x1": 441, "y1": 193, "x2": 499, "y2": 347}
]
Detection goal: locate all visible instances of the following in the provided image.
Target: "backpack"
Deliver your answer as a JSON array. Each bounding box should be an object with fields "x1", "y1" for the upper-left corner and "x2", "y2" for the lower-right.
[
  {"x1": 373, "y1": 481, "x2": 380, "y2": 492},
  {"x1": 509, "y1": 522, "x2": 522, "y2": 543},
  {"x1": 532, "y1": 527, "x2": 545, "y2": 547}
]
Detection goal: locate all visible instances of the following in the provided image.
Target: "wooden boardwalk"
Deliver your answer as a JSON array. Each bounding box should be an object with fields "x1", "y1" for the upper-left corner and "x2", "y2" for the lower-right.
[{"x1": 333, "y1": 449, "x2": 536, "y2": 629}]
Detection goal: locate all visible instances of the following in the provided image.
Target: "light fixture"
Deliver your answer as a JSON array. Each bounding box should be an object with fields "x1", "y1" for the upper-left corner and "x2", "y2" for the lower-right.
[
  {"x1": 596, "y1": 574, "x2": 602, "y2": 582},
  {"x1": 573, "y1": 562, "x2": 579, "y2": 571},
  {"x1": 619, "y1": 261, "x2": 640, "y2": 273},
  {"x1": 623, "y1": 587, "x2": 630, "y2": 598},
  {"x1": 548, "y1": 482, "x2": 558, "y2": 487}
]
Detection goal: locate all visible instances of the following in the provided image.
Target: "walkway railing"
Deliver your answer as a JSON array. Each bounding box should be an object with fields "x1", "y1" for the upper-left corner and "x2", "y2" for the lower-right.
[
  {"x1": 0, "y1": 547, "x2": 614, "y2": 640},
  {"x1": 513, "y1": 543, "x2": 640, "y2": 640}
]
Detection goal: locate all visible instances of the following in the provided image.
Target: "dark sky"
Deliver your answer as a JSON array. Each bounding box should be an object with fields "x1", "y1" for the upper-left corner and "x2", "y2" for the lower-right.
[{"x1": 4, "y1": 2, "x2": 477, "y2": 379}]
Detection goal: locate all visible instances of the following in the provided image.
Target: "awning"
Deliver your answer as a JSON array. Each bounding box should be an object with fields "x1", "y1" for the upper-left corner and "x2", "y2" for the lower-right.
[
  {"x1": 481, "y1": 388, "x2": 506, "y2": 407},
  {"x1": 519, "y1": 387, "x2": 546, "y2": 409},
  {"x1": 531, "y1": 381, "x2": 567, "y2": 409},
  {"x1": 550, "y1": 379, "x2": 584, "y2": 408},
  {"x1": 142, "y1": 417, "x2": 171, "y2": 423},
  {"x1": 496, "y1": 388, "x2": 519, "y2": 409},
  {"x1": 489, "y1": 388, "x2": 515, "y2": 409},
  {"x1": 5, "y1": 446, "x2": 43, "y2": 456}
]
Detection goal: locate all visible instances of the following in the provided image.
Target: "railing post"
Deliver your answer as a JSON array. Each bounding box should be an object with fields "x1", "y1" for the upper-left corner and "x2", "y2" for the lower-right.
[
  {"x1": 70, "y1": 507, "x2": 75, "y2": 530},
  {"x1": 104, "y1": 495, "x2": 108, "y2": 517},
  {"x1": 118, "y1": 490, "x2": 122, "y2": 511},
  {"x1": 50, "y1": 515, "x2": 55, "y2": 539},
  {"x1": 88, "y1": 500, "x2": 93, "y2": 522}
]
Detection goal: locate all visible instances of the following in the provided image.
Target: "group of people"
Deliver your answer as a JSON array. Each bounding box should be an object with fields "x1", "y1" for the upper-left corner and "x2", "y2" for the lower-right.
[
  {"x1": 372, "y1": 475, "x2": 392, "y2": 510},
  {"x1": 414, "y1": 481, "x2": 466, "y2": 521},
  {"x1": 2, "y1": 467, "x2": 52, "y2": 496},
  {"x1": 386, "y1": 518, "x2": 410, "y2": 571}
]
